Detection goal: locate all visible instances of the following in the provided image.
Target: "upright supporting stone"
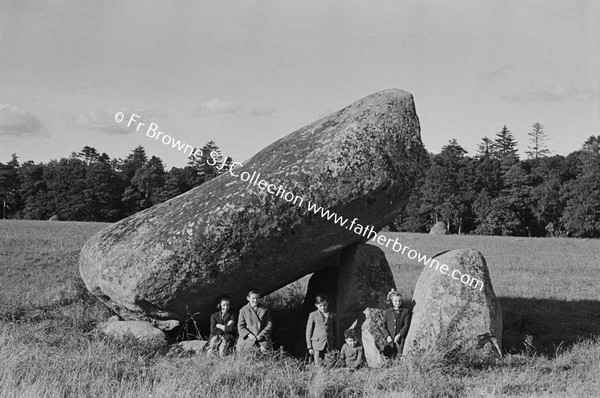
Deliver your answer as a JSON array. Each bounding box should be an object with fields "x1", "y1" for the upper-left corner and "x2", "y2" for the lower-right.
[
  {"x1": 337, "y1": 244, "x2": 395, "y2": 345},
  {"x1": 403, "y1": 249, "x2": 502, "y2": 359},
  {"x1": 361, "y1": 308, "x2": 389, "y2": 367},
  {"x1": 296, "y1": 243, "x2": 396, "y2": 359}
]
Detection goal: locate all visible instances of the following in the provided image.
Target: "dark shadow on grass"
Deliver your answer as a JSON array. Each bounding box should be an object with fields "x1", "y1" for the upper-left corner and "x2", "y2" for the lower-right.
[{"x1": 500, "y1": 297, "x2": 600, "y2": 357}]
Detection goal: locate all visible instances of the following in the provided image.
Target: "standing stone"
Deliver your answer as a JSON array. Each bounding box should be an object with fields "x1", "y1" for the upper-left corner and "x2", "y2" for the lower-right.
[
  {"x1": 429, "y1": 221, "x2": 447, "y2": 235},
  {"x1": 403, "y1": 249, "x2": 502, "y2": 358},
  {"x1": 337, "y1": 244, "x2": 395, "y2": 345},
  {"x1": 296, "y1": 243, "x2": 396, "y2": 357},
  {"x1": 361, "y1": 307, "x2": 388, "y2": 367},
  {"x1": 79, "y1": 89, "x2": 425, "y2": 329}
]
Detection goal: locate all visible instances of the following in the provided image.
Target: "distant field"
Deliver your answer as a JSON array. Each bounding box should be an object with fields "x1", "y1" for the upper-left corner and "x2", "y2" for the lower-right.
[
  {"x1": 373, "y1": 232, "x2": 600, "y2": 354},
  {"x1": 1, "y1": 220, "x2": 599, "y2": 397}
]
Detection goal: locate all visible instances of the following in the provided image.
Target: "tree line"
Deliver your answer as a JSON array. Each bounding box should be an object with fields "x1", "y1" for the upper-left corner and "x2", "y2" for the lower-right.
[
  {"x1": 0, "y1": 141, "x2": 229, "y2": 222},
  {"x1": 393, "y1": 124, "x2": 600, "y2": 238},
  {"x1": 0, "y1": 124, "x2": 599, "y2": 238}
]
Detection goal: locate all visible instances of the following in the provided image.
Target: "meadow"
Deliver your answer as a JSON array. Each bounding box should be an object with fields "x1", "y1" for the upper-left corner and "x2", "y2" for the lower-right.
[{"x1": 0, "y1": 220, "x2": 599, "y2": 397}]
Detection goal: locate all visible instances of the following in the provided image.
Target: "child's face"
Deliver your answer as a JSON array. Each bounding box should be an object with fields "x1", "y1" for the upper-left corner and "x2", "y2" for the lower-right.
[
  {"x1": 247, "y1": 293, "x2": 260, "y2": 307},
  {"x1": 315, "y1": 301, "x2": 328, "y2": 313},
  {"x1": 392, "y1": 296, "x2": 402, "y2": 309},
  {"x1": 345, "y1": 337, "x2": 356, "y2": 347},
  {"x1": 220, "y1": 300, "x2": 230, "y2": 313}
]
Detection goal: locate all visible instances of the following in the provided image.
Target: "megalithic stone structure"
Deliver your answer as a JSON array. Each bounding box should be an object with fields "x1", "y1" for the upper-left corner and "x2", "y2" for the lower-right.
[
  {"x1": 403, "y1": 249, "x2": 503, "y2": 358},
  {"x1": 79, "y1": 89, "x2": 425, "y2": 330}
]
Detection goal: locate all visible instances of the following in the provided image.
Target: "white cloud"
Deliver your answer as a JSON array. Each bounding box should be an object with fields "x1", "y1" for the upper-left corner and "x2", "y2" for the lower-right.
[
  {"x1": 0, "y1": 105, "x2": 44, "y2": 137},
  {"x1": 74, "y1": 108, "x2": 130, "y2": 135},
  {"x1": 192, "y1": 99, "x2": 244, "y2": 117},
  {"x1": 499, "y1": 86, "x2": 600, "y2": 103},
  {"x1": 74, "y1": 107, "x2": 168, "y2": 135},
  {"x1": 478, "y1": 65, "x2": 516, "y2": 84},
  {"x1": 249, "y1": 107, "x2": 277, "y2": 117}
]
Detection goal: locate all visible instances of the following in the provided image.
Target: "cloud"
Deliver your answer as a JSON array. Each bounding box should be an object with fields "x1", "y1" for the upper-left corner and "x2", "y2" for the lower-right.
[
  {"x1": 0, "y1": 105, "x2": 44, "y2": 137},
  {"x1": 191, "y1": 99, "x2": 244, "y2": 117},
  {"x1": 499, "y1": 86, "x2": 600, "y2": 103},
  {"x1": 137, "y1": 108, "x2": 168, "y2": 119},
  {"x1": 249, "y1": 107, "x2": 277, "y2": 117},
  {"x1": 478, "y1": 65, "x2": 516, "y2": 83},
  {"x1": 74, "y1": 107, "x2": 168, "y2": 135}
]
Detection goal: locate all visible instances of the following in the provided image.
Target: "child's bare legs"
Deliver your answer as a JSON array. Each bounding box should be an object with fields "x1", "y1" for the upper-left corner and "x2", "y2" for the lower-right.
[
  {"x1": 207, "y1": 335, "x2": 222, "y2": 357},
  {"x1": 217, "y1": 338, "x2": 229, "y2": 357},
  {"x1": 313, "y1": 349, "x2": 325, "y2": 366}
]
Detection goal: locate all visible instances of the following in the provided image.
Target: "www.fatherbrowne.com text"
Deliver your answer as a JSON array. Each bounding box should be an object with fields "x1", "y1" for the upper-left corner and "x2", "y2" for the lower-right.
[{"x1": 116, "y1": 111, "x2": 484, "y2": 291}]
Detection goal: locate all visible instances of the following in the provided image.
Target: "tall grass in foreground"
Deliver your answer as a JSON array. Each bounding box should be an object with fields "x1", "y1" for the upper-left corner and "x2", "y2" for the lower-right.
[
  {"x1": 1, "y1": 220, "x2": 600, "y2": 397},
  {"x1": 1, "y1": 297, "x2": 599, "y2": 398}
]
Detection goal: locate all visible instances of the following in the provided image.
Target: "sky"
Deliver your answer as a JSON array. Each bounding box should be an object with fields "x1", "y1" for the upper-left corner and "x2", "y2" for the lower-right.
[{"x1": 1, "y1": 0, "x2": 599, "y2": 168}]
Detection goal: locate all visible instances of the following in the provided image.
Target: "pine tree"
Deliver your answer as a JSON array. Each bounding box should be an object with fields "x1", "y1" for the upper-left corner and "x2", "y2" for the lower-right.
[
  {"x1": 0, "y1": 154, "x2": 21, "y2": 219},
  {"x1": 526, "y1": 123, "x2": 551, "y2": 159},
  {"x1": 494, "y1": 126, "x2": 518, "y2": 159},
  {"x1": 78, "y1": 146, "x2": 100, "y2": 165},
  {"x1": 419, "y1": 140, "x2": 471, "y2": 233},
  {"x1": 582, "y1": 135, "x2": 600, "y2": 153},
  {"x1": 186, "y1": 140, "x2": 231, "y2": 187},
  {"x1": 476, "y1": 137, "x2": 494, "y2": 158}
]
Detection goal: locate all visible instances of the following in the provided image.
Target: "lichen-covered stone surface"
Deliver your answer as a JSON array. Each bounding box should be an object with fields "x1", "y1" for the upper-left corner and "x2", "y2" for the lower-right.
[
  {"x1": 337, "y1": 244, "x2": 395, "y2": 344},
  {"x1": 79, "y1": 89, "x2": 425, "y2": 328},
  {"x1": 403, "y1": 249, "x2": 502, "y2": 358},
  {"x1": 361, "y1": 307, "x2": 388, "y2": 367}
]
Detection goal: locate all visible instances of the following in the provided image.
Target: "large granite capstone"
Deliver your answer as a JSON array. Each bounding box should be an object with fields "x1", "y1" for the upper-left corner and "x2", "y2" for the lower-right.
[{"x1": 79, "y1": 89, "x2": 425, "y2": 328}]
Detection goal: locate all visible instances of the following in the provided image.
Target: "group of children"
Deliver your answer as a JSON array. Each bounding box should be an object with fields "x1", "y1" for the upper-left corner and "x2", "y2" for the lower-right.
[{"x1": 207, "y1": 287, "x2": 412, "y2": 369}]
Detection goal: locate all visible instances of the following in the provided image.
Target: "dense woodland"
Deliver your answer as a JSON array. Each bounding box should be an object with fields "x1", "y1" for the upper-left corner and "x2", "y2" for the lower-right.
[{"x1": 1, "y1": 124, "x2": 599, "y2": 238}]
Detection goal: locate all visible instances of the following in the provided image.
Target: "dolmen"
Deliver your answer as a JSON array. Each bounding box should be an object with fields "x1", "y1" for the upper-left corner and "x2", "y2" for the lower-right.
[{"x1": 79, "y1": 89, "x2": 426, "y2": 332}]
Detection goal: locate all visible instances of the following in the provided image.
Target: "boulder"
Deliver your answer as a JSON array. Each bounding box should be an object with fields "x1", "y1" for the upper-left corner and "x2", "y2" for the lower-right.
[
  {"x1": 361, "y1": 307, "x2": 388, "y2": 367},
  {"x1": 403, "y1": 249, "x2": 502, "y2": 358},
  {"x1": 296, "y1": 243, "x2": 395, "y2": 356},
  {"x1": 336, "y1": 244, "x2": 395, "y2": 344},
  {"x1": 79, "y1": 89, "x2": 425, "y2": 329},
  {"x1": 178, "y1": 340, "x2": 208, "y2": 354},
  {"x1": 98, "y1": 319, "x2": 169, "y2": 344},
  {"x1": 429, "y1": 221, "x2": 447, "y2": 235}
]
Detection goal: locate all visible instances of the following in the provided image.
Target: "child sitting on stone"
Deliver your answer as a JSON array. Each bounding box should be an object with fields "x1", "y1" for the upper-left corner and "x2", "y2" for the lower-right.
[
  {"x1": 338, "y1": 328, "x2": 364, "y2": 369},
  {"x1": 236, "y1": 288, "x2": 273, "y2": 352},
  {"x1": 207, "y1": 295, "x2": 236, "y2": 357}
]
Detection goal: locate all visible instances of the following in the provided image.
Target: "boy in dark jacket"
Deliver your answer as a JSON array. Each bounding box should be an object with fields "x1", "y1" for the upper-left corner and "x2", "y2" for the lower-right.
[
  {"x1": 306, "y1": 293, "x2": 336, "y2": 366},
  {"x1": 207, "y1": 295, "x2": 236, "y2": 357}
]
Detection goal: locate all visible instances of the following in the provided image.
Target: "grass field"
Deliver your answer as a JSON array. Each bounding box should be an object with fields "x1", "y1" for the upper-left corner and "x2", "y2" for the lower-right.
[{"x1": 1, "y1": 220, "x2": 599, "y2": 397}]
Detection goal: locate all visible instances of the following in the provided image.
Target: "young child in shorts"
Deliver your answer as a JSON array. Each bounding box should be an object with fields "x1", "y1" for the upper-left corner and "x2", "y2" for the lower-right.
[{"x1": 305, "y1": 293, "x2": 336, "y2": 366}]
